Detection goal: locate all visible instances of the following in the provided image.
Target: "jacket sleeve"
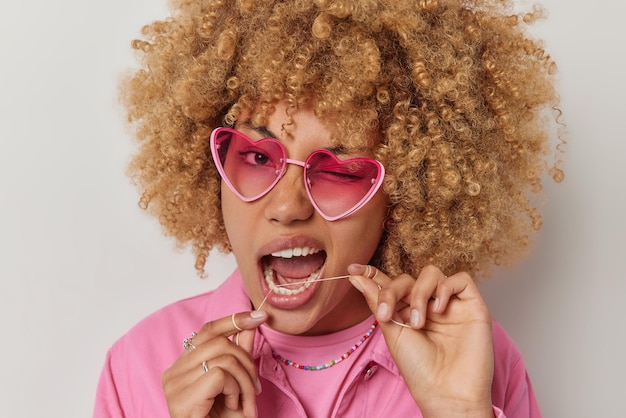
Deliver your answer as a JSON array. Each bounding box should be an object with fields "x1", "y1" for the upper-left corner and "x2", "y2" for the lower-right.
[
  {"x1": 498, "y1": 355, "x2": 541, "y2": 417},
  {"x1": 490, "y1": 321, "x2": 542, "y2": 418},
  {"x1": 93, "y1": 349, "x2": 126, "y2": 418}
]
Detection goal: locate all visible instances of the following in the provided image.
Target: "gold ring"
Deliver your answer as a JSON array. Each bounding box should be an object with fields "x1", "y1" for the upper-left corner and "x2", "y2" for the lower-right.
[
  {"x1": 231, "y1": 313, "x2": 243, "y2": 331},
  {"x1": 365, "y1": 265, "x2": 378, "y2": 280}
]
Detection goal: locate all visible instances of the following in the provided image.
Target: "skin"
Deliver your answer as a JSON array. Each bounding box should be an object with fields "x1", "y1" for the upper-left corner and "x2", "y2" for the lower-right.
[{"x1": 162, "y1": 102, "x2": 495, "y2": 418}]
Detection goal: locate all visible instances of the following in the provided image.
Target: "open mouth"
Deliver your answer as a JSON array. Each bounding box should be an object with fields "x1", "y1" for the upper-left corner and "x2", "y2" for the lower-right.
[{"x1": 261, "y1": 247, "x2": 327, "y2": 296}]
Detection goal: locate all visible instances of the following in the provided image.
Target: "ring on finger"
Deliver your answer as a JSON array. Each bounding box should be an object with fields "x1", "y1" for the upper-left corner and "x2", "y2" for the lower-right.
[
  {"x1": 231, "y1": 313, "x2": 243, "y2": 332},
  {"x1": 202, "y1": 360, "x2": 209, "y2": 373},
  {"x1": 365, "y1": 265, "x2": 378, "y2": 280}
]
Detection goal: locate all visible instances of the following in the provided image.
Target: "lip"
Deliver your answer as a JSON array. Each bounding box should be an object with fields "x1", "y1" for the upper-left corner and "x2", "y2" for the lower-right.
[{"x1": 257, "y1": 236, "x2": 326, "y2": 310}]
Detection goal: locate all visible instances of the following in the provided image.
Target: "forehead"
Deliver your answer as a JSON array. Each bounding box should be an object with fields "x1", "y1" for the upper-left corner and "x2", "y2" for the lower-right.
[{"x1": 234, "y1": 101, "x2": 380, "y2": 154}]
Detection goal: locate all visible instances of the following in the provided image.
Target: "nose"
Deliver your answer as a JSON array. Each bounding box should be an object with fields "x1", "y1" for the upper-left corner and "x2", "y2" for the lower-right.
[{"x1": 263, "y1": 164, "x2": 315, "y2": 224}]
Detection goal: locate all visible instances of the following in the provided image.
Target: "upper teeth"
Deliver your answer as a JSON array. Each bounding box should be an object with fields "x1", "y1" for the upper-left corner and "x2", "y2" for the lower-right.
[{"x1": 271, "y1": 247, "x2": 321, "y2": 258}]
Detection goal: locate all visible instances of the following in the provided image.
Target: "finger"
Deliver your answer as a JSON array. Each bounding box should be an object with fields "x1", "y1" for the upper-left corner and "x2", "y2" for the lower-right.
[
  {"x1": 348, "y1": 264, "x2": 412, "y2": 323},
  {"x1": 176, "y1": 366, "x2": 243, "y2": 417},
  {"x1": 348, "y1": 266, "x2": 426, "y2": 346},
  {"x1": 234, "y1": 328, "x2": 263, "y2": 395},
  {"x1": 347, "y1": 264, "x2": 404, "y2": 323},
  {"x1": 430, "y1": 271, "x2": 484, "y2": 314},
  {"x1": 203, "y1": 355, "x2": 259, "y2": 415},
  {"x1": 229, "y1": 313, "x2": 258, "y2": 355},
  {"x1": 407, "y1": 265, "x2": 447, "y2": 328},
  {"x1": 375, "y1": 273, "x2": 414, "y2": 322},
  {"x1": 166, "y1": 353, "x2": 259, "y2": 418},
  {"x1": 348, "y1": 264, "x2": 382, "y2": 312},
  {"x1": 236, "y1": 328, "x2": 255, "y2": 354},
  {"x1": 194, "y1": 310, "x2": 268, "y2": 346},
  {"x1": 165, "y1": 336, "x2": 257, "y2": 396}
]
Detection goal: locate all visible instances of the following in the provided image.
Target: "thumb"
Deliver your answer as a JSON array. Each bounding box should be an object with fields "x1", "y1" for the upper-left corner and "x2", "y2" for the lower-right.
[{"x1": 349, "y1": 274, "x2": 381, "y2": 315}]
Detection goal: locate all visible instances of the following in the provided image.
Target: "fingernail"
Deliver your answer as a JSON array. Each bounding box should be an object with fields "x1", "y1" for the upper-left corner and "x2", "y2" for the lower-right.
[
  {"x1": 410, "y1": 309, "x2": 420, "y2": 328},
  {"x1": 250, "y1": 310, "x2": 267, "y2": 319},
  {"x1": 255, "y1": 377, "x2": 263, "y2": 394},
  {"x1": 377, "y1": 302, "x2": 389, "y2": 319},
  {"x1": 349, "y1": 276, "x2": 364, "y2": 293},
  {"x1": 433, "y1": 298, "x2": 440, "y2": 311},
  {"x1": 347, "y1": 263, "x2": 366, "y2": 275}
]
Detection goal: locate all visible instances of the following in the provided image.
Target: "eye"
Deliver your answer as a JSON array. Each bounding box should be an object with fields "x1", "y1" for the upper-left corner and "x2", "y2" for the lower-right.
[
  {"x1": 317, "y1": 169, "x2": 362, "y2": 181},
  {"x1": 310, "y1": 161, "x2": 372, "y2": 182},
  {"x1": 239, "y1": 150, "x2": 271, "y2": 166}
]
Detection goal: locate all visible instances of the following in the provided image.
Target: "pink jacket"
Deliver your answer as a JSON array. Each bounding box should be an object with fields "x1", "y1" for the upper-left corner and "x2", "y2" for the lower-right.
[{"x1": 94, "y1": 269, "x2": 541, "y2": 417}]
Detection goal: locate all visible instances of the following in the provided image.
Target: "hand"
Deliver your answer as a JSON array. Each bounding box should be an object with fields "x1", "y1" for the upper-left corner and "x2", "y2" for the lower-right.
[
  {"x1": 162, "y1": 311, "x2": 268, "y2": 418},
  {"x1": 348, "y1": 264, "x2": 494, "y2": 418}
]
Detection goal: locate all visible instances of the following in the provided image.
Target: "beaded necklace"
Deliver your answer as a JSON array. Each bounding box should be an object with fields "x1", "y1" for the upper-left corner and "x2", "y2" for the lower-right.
[{"x1": 272, "y1": 321, "x2": 378, "y2": 371}]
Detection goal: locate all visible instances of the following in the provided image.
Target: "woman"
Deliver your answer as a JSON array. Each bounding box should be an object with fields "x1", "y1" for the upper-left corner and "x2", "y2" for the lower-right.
[{"x1": 95, "y1": 0, "x2": 562, "y2": 416}]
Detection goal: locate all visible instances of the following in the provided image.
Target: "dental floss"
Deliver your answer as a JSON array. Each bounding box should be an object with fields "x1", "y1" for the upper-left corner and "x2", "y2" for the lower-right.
[
  {"x1": 255, "y1": 274, "x2": 412, "y2": 328},
  {"x1": 390, "y1": 318, "x2": 411, "y2": 328},
  {"x1": 256, "y1": 275, "x2": 351, "y2": 311}
]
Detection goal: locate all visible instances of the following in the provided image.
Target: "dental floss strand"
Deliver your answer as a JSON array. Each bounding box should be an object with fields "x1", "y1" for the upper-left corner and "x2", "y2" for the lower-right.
[
  {"x1": 256, "y1": 275, "x2": 350, "y2": 311},
  {"x1": 256, "y1": 274, "x2": 410, "y2": 327}
]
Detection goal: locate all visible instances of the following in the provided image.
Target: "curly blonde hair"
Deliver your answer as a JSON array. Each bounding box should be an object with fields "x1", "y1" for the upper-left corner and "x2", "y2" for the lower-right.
[{"x1": 122, "y1": 0, "x2": 563, "y2": 279}]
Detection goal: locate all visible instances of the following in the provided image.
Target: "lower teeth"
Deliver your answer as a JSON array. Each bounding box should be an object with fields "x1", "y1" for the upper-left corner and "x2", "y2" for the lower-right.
[{"x1": 263, "y1": 266, "x2": 322, "y2": 295}]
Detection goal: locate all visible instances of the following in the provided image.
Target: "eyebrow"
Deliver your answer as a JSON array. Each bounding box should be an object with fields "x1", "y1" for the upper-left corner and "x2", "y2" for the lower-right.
[
  {"x1": 239, "y1": 120, "x2": 277, "y2": 139},
  {"x1": 238, "y1": 119, "x2": 348, "y2": 155}
]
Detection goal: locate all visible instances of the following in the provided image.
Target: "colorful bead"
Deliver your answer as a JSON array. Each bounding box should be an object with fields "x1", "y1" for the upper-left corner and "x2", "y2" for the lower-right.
[{"x1": 272, "y1": 321, "x2": 378, "y2": 371}]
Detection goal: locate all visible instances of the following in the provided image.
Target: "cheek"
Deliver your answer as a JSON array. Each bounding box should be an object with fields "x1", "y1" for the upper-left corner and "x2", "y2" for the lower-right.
[
  {"x1": 335, "y1": 204, "x2": 387, "y2": 260},
  {"x1": 221, "y1": 187, "x2": 250, "y2": 250},
  {"x1": 221, "y1": 191, "x2": 262, "y2": 282},
  {"x1": 354, "y1": 194, "x2": 388, "y2": 253},
  {"x1": 352, "y1": 222, "x2": 384, "y2": 254},
  {"x1": 221, "y1": 189, "x2": 235, "y2": 230}
]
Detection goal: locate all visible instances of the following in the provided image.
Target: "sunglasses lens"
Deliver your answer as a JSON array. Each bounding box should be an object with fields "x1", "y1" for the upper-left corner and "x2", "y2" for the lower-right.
[
  {"x1": 306, "y1": 151, "x2": 382, "y2": 219},
  {"x1": 213, "y1": 129, "x2": 284, "y2": 200}
]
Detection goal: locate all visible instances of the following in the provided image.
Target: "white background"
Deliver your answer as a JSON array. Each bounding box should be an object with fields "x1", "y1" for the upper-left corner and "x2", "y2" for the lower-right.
[{"x1": 1, "y1": 1, "x2": 624, "y2": 417}]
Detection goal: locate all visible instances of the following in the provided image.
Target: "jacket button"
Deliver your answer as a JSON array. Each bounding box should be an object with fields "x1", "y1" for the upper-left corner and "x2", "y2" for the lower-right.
[{"x1": 364, "y1": 364, "x2": 379, "y2": 381}]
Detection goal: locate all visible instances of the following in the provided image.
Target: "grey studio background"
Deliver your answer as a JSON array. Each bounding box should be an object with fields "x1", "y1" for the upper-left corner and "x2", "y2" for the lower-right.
[{"x1": 1, "y1": 0, "x2": 624, "y2": 416}]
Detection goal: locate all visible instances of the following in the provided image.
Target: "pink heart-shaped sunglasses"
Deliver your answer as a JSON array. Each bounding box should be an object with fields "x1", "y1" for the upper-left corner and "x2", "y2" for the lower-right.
[{"x1": 210, "y1": 127, "x2": 385, "y2": 221}]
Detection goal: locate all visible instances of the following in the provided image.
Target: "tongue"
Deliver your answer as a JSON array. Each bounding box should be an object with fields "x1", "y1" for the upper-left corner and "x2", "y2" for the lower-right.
[{"x1": 268, "y1": 252, "x2": 326, "y2": 280}]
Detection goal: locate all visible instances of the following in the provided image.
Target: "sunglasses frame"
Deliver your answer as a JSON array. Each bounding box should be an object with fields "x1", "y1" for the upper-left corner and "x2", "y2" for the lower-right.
[{"x1": 209, "y1": 127, "x2": 385, "y2": 221}]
